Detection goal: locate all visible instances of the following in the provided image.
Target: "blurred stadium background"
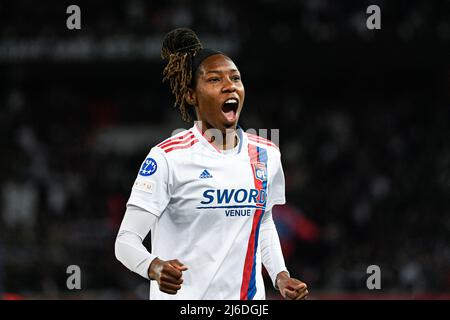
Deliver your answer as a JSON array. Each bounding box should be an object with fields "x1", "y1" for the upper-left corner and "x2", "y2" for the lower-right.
[{"x1": 0, "y1": 0, "x2": 449, "y2": 299}]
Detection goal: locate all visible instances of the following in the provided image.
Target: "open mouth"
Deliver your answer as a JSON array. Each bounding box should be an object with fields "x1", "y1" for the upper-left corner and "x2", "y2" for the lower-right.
[{"x1": 222, "y1": 98, "x2": 239, "y2": 122}]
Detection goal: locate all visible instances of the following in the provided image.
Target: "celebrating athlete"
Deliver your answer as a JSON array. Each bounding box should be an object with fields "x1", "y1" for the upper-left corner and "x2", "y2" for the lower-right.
[{"x1": 115, "y1": 28, "x2": 308, "y2": 300}]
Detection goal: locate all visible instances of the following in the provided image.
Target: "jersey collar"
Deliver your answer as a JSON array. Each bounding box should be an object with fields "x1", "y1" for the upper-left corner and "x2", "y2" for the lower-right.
[{"x1": 192, "y1": 122, "x2": 247, "y2": 156}]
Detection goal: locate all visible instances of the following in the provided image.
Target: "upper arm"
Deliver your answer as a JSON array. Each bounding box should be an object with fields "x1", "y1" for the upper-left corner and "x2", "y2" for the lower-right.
[{"x1": 117, "y1": 205, "x2": 158, "y2": 240}]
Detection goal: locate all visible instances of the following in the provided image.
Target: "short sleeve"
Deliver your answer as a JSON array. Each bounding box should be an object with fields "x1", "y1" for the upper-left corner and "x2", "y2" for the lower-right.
[
  {"x1": 266, "y1": 151, "x2": 286, "y2": 211},
  {"x1": 126, "y1": 147, "x2": 171, "y2": 217}
]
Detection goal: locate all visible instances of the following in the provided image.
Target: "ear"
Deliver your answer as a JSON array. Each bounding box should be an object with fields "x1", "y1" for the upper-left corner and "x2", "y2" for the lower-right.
[{"x1": 185, "y1": 88, "x2": 197, "y2": 107}]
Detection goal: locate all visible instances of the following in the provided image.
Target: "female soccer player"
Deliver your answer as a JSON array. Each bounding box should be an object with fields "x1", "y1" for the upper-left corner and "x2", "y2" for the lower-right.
[{"x1": 115, "y1": 28, "x2": 309, "y2": 300}]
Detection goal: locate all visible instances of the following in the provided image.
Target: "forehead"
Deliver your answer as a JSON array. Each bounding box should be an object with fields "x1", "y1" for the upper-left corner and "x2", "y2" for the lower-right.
[{"x1": 198, "y1": 54, "x2": 238, "y2": 73}]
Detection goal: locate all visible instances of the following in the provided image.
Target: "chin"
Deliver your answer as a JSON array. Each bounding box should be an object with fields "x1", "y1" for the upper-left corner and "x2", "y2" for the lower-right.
[
  {"x1": 223, "y1": 121, "x2": 238, "y2": 130},
  {"x1": 223, "y1": 115, "x2": 240, "y2": 129}
]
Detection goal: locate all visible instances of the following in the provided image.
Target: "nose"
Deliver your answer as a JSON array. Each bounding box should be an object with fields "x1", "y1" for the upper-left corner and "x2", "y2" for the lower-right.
[{"x1": 221, "y1": 77, "x2": 236, "y2": 93}]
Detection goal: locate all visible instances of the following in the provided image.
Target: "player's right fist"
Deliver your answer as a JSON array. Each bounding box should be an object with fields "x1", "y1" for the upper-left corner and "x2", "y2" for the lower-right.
[{"x1": 148, "y1": 258, "x2": 188, "y2": 295}]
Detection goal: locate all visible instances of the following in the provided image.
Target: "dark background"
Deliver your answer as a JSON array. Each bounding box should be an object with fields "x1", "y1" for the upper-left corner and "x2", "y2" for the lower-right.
[{"x1": 0, "y1": 0, "x2": 449, "y2": 299}]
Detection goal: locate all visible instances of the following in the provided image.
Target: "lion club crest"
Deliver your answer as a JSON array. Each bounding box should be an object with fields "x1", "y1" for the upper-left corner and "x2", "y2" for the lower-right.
[{"x1": 253, "y1": 162, "x2": 267, "y2": 182}]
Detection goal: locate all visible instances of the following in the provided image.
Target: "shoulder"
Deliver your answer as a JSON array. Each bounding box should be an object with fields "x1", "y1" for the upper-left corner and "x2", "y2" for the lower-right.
[
  {"x1": 138, "y1": 129, "x2": 196, "y2": 176},
  {"x1": 154, "y1": 129, "x2": 198, "y2": 155},
  {"x1": 245, "y1": 132, "x2": 281, "y2": 156}
]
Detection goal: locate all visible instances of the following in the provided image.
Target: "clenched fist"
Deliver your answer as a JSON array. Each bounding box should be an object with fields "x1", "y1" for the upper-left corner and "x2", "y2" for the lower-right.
[
  {"x1": 148, "y1": 258, "x2": 188, "y2": 295},
  {"x1": 276, "y1": 271, "x2": 309, "y2": 300}
]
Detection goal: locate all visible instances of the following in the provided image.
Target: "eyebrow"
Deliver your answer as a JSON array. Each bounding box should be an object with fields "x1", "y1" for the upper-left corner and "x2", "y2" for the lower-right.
[{"x1": 205, "y1": 69, "x2": 239, "y2": 74}]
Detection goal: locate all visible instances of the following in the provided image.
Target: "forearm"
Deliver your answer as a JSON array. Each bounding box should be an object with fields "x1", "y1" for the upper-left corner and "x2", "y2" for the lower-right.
[
  {"x1": 114, "y1": 205, "x2": 158, "y2": 279},
  {"x1": 259, "y1": 210, "x2": 289, "y2": 289}
]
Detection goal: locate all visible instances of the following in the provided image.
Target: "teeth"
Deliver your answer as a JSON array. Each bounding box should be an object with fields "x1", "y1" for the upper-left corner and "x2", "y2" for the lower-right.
[{"x1": 225, "y1": 99, "x2": 238, "y2": 104}]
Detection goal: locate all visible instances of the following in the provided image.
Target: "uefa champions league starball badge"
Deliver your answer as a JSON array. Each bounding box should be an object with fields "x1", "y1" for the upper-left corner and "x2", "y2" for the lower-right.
[{"x1": 139, "y1": 158, "x2": 158, "y2": 176}]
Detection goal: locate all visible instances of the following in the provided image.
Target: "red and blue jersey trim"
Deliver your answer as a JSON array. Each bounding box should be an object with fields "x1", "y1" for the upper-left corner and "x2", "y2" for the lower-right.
[{"x1": 240, "y1": 144, "x2": 268, "y2": 300}]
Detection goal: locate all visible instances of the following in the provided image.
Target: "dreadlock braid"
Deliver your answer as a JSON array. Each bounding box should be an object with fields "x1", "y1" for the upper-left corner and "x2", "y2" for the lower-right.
[{"x1": 161, "y1": 28, "x2": 203, "y2": 122}]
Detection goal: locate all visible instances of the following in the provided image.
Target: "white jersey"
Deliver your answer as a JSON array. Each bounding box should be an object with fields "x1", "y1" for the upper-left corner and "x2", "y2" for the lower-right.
[{"x1": 127, "y1": 124, "x2": 286, "y2": 300}]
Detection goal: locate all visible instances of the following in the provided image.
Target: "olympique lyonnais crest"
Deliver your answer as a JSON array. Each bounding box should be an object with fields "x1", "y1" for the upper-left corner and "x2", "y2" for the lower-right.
[{"x1": 253, "y1": 162, "x2": 267, "y2": 182}]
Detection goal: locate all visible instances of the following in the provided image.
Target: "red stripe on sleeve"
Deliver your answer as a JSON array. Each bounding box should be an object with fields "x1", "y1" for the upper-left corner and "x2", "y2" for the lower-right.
[
  {"x1": 162, "y1": 139, "x2": 198, "y2": 153},
  {"x1": 157, "y1": 131, "x2": 193, "y2": 148}
]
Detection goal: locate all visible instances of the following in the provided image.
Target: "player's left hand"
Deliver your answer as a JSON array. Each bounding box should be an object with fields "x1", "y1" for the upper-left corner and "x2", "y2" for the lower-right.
[{"x1": 276, "y1": 272, "x2": 309, "y2": 300}]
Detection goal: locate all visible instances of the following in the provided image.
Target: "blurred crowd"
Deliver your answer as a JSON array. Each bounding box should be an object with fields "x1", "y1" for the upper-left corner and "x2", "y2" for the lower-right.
[
  {"x1": 0, "y1": 0, "x2": 449, "y2": 299},
  {"x1": 1, "y1": 0, "x2": 450, "y2": 42}
]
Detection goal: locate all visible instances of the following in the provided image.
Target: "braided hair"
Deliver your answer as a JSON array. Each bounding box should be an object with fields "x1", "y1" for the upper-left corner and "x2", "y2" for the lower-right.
[{"x1": 161, "y1": 28, "x2": 204, "y2": 122}]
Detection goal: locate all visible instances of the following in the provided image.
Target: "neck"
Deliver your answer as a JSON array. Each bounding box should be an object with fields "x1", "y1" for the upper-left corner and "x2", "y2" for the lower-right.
[
  {"x1": 219, "y1": 129, "x2": 238, "y2": 150},
  {"x1": 195, "y1": 121, "x2": 238, "y2": 150}
]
